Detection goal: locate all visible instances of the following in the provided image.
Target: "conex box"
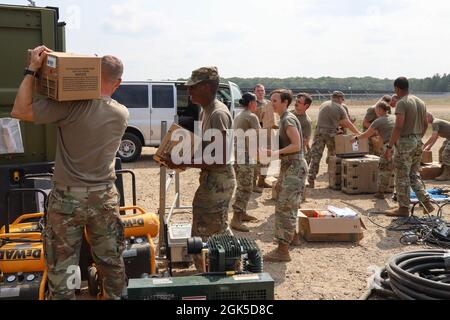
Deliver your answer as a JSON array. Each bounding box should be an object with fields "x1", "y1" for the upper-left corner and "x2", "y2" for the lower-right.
[
  {"x1": 31, "y1": 51, "x2": 101, "y2": 101},
  {"x1": 335, "y1": 135, "x2": 369, "y2": 158},
  {"x1": 298, "y1": 209, "x2": 366, "y2": 243}
]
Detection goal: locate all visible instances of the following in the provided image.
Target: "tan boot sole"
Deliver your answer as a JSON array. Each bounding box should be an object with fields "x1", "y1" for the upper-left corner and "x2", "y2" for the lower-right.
[
  {"x1": 263, "y1": 250, "x2": 291, "y2": 262},
  {"x1": 230, "y1": 221, "x2": 250, "y2": 232},
  {"x1": 241, "y1": 214, "x2": 258, "y2": 222}
]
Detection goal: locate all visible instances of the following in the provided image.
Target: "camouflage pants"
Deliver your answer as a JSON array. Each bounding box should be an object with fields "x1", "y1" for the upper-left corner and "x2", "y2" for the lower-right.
[
  {"x1": 394, "y1": 136, "x2": 431, "y2": 208},
  {"x1": 44, "y1": 185, "x2": 126, "y2": 300},
  {"x1": 192, "y1": 166, "x2": 236, "y2": 240},
  {"x1": 378, "y1": 144, "x2": 394, "y2": 192},
  {"x1": 254, "y1": 163, "x2": 269, "y2": 181},
  {"x1": 305, "y1": 144, "x2": 312, "y2": 165},
  {"x1": 275, "y1": 158, "x2": 308, "y2": 245},
  {"x1": 308, "y1": 132, "x2": 336, "y2": 180},
  {"x1": 232, "y1": 163, "x2": 255, "y2": 214},
  {"x1": 439, "y1": 139, "x2": 450, "y2": 165}
]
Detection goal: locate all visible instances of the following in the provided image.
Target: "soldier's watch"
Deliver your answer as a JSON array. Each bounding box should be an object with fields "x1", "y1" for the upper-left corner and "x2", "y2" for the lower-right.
[{"x1": 23, "y1": 68, "x2": 38, "y2": 78}]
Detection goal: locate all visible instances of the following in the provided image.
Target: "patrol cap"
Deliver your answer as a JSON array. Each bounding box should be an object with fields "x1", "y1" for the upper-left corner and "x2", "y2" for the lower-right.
[
  {"x1": 185, "y1": 66, "x2": 220, "y2": 87},
  {"x1": 332, "y1": 91, "x2": 345, "y2": 99}
]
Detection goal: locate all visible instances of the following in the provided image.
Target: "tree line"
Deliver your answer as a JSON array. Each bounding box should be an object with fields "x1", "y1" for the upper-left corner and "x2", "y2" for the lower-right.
[{"x1": 224, "y1": 74, "x2": 450, "y2": 92}]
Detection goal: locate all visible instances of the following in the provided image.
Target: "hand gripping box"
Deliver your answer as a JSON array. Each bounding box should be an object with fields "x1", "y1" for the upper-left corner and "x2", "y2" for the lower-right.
[{"x1": 335, "y1": 135, "x2": 369, "y2": 158}]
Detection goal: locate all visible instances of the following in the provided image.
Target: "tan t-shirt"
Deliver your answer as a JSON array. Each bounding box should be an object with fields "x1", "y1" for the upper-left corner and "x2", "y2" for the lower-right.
[
  {"x1": 370, "y1": 115, "x2": 395, "y2": 143},
  {"x1": 201, "y1": 99, "x2": 233, "y2": 167},
  {"x1": 395, "y1": 95, "x2": 427, "y2": 137},
  {"x1": 234, "y1": 109, "x2": 261, "y2": 160},
  {"x1": 316, "y1": 101, "x2": 348, "y2": 135},
  {"x1": 432, "y1": 119, "x2": 450, "y2": 139},
  {"x1": 279, "y1": 111, "x2": 302, "y2": 154},
  {"x1": 33, "y1": 97, "x2": 129, "y2": 187},
  {"x1": 255, "y1": 99, "x2": 269, "y2": 124},
  {"x1": 294, "y1": 112, "x2": 312, "y2": 141}
]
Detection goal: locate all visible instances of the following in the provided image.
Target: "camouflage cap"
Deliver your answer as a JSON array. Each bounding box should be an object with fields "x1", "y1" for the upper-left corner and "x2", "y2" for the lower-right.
[
  {"x1": 332, "y1": 91, "x2": 345, "y2": 98},
  {"x1": 185, "y1": 66, "x2": 220, "y2": 87}
]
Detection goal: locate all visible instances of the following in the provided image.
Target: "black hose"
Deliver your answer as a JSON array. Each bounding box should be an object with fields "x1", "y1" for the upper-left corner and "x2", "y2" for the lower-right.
[{"x1": 385, "y1": 250, "x2": 450, "y2": 300}]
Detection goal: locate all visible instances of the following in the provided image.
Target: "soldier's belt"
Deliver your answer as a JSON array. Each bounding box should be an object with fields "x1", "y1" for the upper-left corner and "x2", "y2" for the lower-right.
[{"x1": 55, "y1": 184, "x2": 114, "y2": 192}]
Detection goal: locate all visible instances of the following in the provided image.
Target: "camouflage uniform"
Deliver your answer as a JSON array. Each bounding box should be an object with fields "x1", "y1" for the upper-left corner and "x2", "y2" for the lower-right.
[
  {"x1": 275, "y1": 158, "x2": 308, "y2": 244},
  {"x1": 394, "y1": 135, "x2": 431, "y2": 208},
  {"x1": 378, "y1": 145, "x2": 394, "y2": 193},
  {"x1": 308, "y1": 100, "x2": 348, "y2": 181},
  {"x1": 232, "y1": 162, "x2": 255, "y2": 215},
  {"x1": 393, "y1": 95, "x2": 430, "y2": 208},
  {"x1": 44, "y1": 185, "x2": 125, "y2": 300},
  {"x1": 307, "y1": 133, "x2": 336, "y2": 180},
  {"x1": 440, "y1": 139, "x2": 450, "y2": 165},
  {"x1": 186, "y1": 67, "x2": 236, "y2": 240},
  {"x1": 274, "y1": 111, "x2": 308, "y2": 245},
  {"x1": 193, "y1": 167, "x2": 236, "y2": 240}
]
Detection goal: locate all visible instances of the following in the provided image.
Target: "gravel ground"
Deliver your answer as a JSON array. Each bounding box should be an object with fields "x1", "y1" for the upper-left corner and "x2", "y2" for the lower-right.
[{"x1": 117, "y1": 104, "x2": 449, "y2": 301}]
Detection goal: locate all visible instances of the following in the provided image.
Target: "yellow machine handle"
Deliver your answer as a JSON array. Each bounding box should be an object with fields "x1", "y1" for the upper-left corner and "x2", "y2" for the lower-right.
[
  {"x1": 0, "y1": 233, "x2": 42, "y2": 240},
  {"x1": 11, "y1": 213, "x2": 44, "y2": 225},
  {"x1": 120, "y1": 206, "x2": 146, "y2": 215}
]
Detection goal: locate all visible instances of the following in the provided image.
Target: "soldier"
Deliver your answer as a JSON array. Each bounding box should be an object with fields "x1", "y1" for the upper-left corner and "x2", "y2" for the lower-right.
[
  {"x1": 293, "y1": 93, "x2": 313, "y2": 163},
  {"x1": 230, "y1": 93, "x2": 261, "y2": 232},
  {"x1": 384, "y1": 77, "x2": 434, "y2": 217},
  {"x1": 307, "y1": 91, "x2": 361, "y2": 188},
  {"x1": 261, "y1": 89, "x2": 308, "y2": 262},
  {"x1": 185, "y1": 67, "x2": 236, "y2": 259},
  {"x1": 424, "y1": 113, "x2": 450, "y2": 181},
  {"x1": 252, "y1": 84, "x2": 274, "y2": 191},
  {"x1": 351, "y1": 101, "x2": 395, "y2": 199},
  {"x1": 11, "y1": 46, "x2": 129, "y2": 300},
  {"x1": 363, "y1": 95, "x2": 394, "y2": 155}
]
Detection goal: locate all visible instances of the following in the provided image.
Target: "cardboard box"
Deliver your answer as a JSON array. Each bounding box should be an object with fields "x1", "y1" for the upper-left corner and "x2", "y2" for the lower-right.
[
  {"x1": 30, "y1": 51, "x2": 101, "y2": 101},
  {"x1": 420, "y1": 162, "x2": 443, "y2": 180},
  {"x1": 298, "y1": 209, "x2": 366, "y2": 243},
  {"x1": 154, "y1": 123, "x2": 200, "y2": 168},
  {"x1": 335, "y1": 135, "x2": 369, "y2": 158},
  {"x1": 341, "y1": 156, "x2": 379, "y2": 194},
  {"x1": 421, "y1": 150, "x2": 433, "y2": 164}
]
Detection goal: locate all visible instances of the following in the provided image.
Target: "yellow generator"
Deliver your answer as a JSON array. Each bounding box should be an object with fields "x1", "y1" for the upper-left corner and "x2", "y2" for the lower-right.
[
  {"x1": 85, "y1": 170, "x2": 160, "y2": 297},
  {"x1": 0, "y1": 188, "x2": 48, "y2": 300}
]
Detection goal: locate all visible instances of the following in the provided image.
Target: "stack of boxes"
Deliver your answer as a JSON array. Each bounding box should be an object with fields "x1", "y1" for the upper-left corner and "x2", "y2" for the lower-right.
[
  {"x1": 329, "y1": 135, "x2": 394, "y2": 195},
  {"x1": 420, "y1": 150, "x2": 442, "y2": 180}
]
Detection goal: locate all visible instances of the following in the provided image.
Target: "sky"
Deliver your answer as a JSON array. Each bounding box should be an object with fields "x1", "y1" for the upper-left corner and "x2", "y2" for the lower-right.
[{"x1": 4, "y1": 0, "x2": 450, "y2": 81}]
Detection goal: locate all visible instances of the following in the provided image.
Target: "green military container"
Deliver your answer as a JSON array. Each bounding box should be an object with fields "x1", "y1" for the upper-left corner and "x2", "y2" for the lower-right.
[
  {"x1": 0, "y1": 4, "x2": 66, "y2": 165},
  {"x1": 0, "y1": 4, "x2": 66, "y2": 227}
]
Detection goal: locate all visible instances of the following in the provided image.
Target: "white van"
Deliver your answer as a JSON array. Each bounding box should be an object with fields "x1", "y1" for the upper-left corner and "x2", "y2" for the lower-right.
[{"x1": 112, "y1": 81, "x2": 243, "y2": 162}]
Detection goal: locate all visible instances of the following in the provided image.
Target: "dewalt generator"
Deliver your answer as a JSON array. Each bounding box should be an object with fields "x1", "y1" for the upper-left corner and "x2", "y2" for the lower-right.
[
  {"x1": 0, "y1": 189, "x2": 48, "y2": 300},
  {"x1": 84, "y1": 170, "x2": 160, "y2": 297}
]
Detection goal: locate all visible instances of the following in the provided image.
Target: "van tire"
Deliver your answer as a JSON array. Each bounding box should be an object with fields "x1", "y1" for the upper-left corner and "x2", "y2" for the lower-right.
[{"x1": 118, "y1": 132, "x2": 142, "y2": 163}]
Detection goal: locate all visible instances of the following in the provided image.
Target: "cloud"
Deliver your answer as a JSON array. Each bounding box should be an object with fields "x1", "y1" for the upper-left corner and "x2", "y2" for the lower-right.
[{"x1": 102, "y1": 0, "x2": 168, "y2": 36}]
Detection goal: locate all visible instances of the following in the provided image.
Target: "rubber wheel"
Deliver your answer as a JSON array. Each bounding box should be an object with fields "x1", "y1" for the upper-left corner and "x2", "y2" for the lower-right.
[
  {"x1": 87, "y1": 266, "x2": 100, "y2": 297},
  {"x1": 118, "y1": 132, "x2": 142, "y2": 163}
]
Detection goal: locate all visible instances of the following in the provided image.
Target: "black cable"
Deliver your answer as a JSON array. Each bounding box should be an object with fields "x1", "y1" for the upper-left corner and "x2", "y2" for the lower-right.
[{"x1": 363, "y1": 250, "x2": 450, "y2": 300}]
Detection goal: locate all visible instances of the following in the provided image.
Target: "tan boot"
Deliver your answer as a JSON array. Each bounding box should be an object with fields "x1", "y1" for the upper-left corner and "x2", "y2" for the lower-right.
[
  {"x1": 436, "y1": 165, "x2": 450, "y2": 181},
  {"x1": 422, "y1": 201, "x2": 436, "y2": 215},
  {"x1": 385, "y1": 207, "x2": 410, "y2": 217},
  {"x1": 290, "y1": 233, "x2": 302, "y2": 247},
  {"x1": 230, "y1": 213, "x2": 250, "y2": 232},
  {"x1": 241, "y1": 213, "x2": 258, "y2": 222},
  {"x1": 258, "y1": 176, "x2": 272, "y2": 189},
  {"x1": 306, "y1": 178, "x2": 315, "y2": 189},
  {"x1": 263, "y1": 243, "x2": 291, "y2": 262},
  {"x1": 374, "y1": 192, "x2": 385, "y2": 199}
]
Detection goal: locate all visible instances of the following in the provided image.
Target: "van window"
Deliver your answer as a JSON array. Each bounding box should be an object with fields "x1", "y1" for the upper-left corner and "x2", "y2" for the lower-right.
[
  {"x1": 112, "y1": 85, "x2": 149, "y2": 108},
  {"x1": 152, "y1": 85, "x2": 174, "y2": 109}
]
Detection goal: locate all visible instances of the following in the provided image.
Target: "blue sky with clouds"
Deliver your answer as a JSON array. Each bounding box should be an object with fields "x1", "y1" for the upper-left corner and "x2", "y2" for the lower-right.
[{"x1": 4, "y1": 0, "x2": 450, "y2": 80}]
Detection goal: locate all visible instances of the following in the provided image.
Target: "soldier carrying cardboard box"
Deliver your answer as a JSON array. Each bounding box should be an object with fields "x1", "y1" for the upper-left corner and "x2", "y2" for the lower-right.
[{"x1": 424, "y1": 113, "x2": 450, "y2": 181}]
